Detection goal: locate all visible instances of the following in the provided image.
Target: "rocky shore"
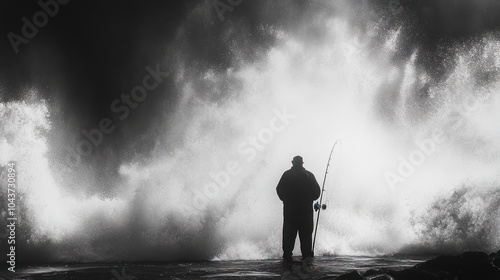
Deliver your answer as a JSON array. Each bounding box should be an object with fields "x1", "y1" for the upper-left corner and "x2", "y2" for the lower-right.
[{"x1": 336, "y1": 251, "x2": 500, "y2": 280}]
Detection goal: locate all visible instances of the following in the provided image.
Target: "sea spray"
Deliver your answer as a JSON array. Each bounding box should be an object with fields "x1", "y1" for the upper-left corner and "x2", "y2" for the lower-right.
[{"x1": 1, "y1": 1, "x2": 500, "y2": 263}]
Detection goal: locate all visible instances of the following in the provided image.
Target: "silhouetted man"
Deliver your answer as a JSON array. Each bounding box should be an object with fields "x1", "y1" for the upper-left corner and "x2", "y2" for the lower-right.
[{"x1": 277, "y1": 155, "x2": 321, "y2": 262}]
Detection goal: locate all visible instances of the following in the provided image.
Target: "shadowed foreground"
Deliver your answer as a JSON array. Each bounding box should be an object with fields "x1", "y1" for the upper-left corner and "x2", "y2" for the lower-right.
[
  {"x1": 337, "y1": 251, "x2": 500, "y2": 280},
  {"x1": 3, "y1": 252, "x2": 500, "y2": 279},
  {"x1": 2, "y1": 255, "x2": 424, "y2": 279}
]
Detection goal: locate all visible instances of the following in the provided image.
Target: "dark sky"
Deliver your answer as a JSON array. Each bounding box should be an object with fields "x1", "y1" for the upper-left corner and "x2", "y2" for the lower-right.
[
  {"x1": 2, "y1": 0, "x2": 500, "y2": 111},
  {"x1": 0, "y1": 0, "x2": 190, "y2": 116},
  {"x1": 2, "y1": 0, "x2": 500, "y2": 109}
]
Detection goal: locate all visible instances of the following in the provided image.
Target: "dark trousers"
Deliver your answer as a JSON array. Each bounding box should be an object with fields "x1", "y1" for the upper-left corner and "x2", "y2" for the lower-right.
[{"x1": 282, "y1": 206, "x2": 314, "y2": 259}]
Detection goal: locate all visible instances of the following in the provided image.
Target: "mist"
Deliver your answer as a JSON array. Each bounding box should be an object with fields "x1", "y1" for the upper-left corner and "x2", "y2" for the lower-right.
[{"x1": 1, "y1": 0, "x2": 500, "y2": 263}]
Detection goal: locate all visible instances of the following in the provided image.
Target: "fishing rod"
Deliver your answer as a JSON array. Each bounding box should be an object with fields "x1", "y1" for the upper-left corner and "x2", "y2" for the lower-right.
[{"x1": 312, "y1": 139, "x2": 341, "y2": 255}]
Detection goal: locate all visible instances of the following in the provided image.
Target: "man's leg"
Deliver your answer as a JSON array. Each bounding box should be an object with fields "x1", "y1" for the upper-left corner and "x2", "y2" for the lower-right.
[
  {"x1": 298, "y1": 211, "x2": 314, "y2": 259},
  {"x1": 282, "y1": 216, "x2": 296, "y2": 261}
]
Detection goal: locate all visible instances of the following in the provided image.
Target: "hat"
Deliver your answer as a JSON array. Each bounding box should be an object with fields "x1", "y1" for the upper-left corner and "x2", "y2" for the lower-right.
[{"x1": 292, "y1": 155, "x2": 303, "y2": 164}]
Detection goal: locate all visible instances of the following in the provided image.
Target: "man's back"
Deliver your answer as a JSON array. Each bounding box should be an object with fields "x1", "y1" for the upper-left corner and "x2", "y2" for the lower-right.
[{"x1": 276, "y1": 166, "x2": 321, "y2": 207}]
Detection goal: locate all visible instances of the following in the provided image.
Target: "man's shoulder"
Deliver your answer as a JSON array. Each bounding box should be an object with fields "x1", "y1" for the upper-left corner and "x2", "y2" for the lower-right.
[
  {"x1": 303, "y1": 169, "x2": 314, "y2": 176},
  {"x1": 285, "y1": 167, "x2": 313, "y2": 176},
  {"x1": 282, "y1": 168, "x2": 299, "y2": 177},
  {"x1": 282, "y1": 169, "x2": 293, "y2": 175}
]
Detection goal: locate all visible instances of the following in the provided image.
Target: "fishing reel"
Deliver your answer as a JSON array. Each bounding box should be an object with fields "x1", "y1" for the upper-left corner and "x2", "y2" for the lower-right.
[{"x1": 314, "y1": 202, "x2": 327, "y2": 212}]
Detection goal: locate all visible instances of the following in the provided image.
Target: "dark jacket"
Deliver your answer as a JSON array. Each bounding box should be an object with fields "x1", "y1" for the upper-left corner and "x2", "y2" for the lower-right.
[{"x1": 276, "y1": 166, "x2": 321, "y2": 211}]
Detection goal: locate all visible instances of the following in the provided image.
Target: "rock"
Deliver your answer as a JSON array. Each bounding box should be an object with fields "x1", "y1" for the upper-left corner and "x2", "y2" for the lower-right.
[
  {"x1": 364, "y1": 274, "x2": 394, "y2": 280},
  {"x1": 456, "y1": 260, "x2": 500, "y2": 280},
  {"x1": 387, "y1": 268, "x2": 447, "y2": 280},
  {"x1": 493, "y1": 257, "x2": 500, "y2": 269},
  {"x1": 364, "y1": 269, "x2": 385, "y2": 277},
  {"x1": 336, "y1": 270, "x2": 363, "y2": 280},
  {"x1": 460, "y1": 251, "x2": 489, "y2": 265},
  {"x1": 416, "y1": 255, "x2": 459, "y2": 274},
  {"x1": 336, "y1": 251, "x2": 500, "y2": 280}
]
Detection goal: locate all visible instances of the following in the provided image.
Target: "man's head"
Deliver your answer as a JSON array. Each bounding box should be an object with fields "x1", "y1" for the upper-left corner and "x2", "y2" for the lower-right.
[{"x1": 292, "y1": 155, "x2": 303, "y2": 167}]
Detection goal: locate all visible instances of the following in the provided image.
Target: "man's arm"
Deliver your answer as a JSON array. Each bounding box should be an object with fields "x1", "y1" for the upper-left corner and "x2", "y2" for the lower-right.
[
  {"x1": 310, "y1": 173, "x2": 321, "y2": 200},
  {"x1": 276, "y1": 172, "x2": 287, "y2": 201}
]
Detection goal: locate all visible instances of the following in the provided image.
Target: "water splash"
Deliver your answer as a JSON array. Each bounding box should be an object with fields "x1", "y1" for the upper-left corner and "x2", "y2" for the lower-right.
[{"x1": 2, "y1": 1, "x2": 500, "y2": 263}]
